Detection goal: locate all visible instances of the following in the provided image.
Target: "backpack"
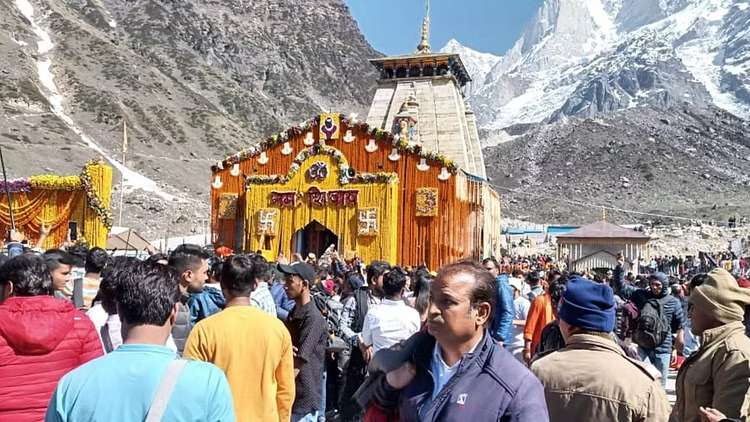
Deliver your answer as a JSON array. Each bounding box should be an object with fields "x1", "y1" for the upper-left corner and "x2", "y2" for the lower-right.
[
  {"x1": 632, "y1": 297, "x2": 670, "y2": 349},
  {"x1": 312, "y1": 291, "x2": 348, "y2": 352}
]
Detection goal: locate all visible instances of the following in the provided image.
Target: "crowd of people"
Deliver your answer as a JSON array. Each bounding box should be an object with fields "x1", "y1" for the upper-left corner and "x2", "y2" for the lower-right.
[
  {"x1": 1, "y1": 240, "x2": 750, "y2": 421},
  {"x1": 638, "y1": 253, "x2": 750, "y2": 278}
]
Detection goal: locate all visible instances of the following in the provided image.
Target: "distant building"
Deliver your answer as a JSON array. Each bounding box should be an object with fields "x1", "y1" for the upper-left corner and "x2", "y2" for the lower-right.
[{"x1": 556, "y1": 220, "x2": 650, "y2": 272}]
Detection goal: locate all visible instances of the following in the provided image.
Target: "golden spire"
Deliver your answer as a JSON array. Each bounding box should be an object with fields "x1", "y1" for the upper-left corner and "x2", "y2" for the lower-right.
[{"x1": 416, "y1": 0, "x2": 431, "y2": 54}]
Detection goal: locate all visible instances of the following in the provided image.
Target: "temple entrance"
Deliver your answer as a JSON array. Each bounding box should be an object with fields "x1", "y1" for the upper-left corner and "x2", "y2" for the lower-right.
[{"x1": 291, "y1": 220, "x2": 338, "y2": 259}]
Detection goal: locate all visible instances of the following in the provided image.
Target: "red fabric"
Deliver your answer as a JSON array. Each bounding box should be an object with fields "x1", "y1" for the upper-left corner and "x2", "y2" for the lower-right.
[
  {"x1": 365, "y1": 402, "x2": 399, "y2": 422},
  {"x1": 0, "y1": 296, "x2": 103, "y2": 422},
  {"x1": 738, "y1": 278, "x2": 750, "y2": 288},
  {"x1": 671, "y1": 354, "x2": 686, "y2": 370}
]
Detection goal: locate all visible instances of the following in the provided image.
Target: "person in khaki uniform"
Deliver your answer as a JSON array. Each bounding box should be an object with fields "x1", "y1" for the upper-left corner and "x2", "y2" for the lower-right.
[
  {"x1": 531, "y1": 276, "x2": 670, "y2": 422},
  {"x1": 671, "y1": 268, "x2": 750, "y2": 422}
]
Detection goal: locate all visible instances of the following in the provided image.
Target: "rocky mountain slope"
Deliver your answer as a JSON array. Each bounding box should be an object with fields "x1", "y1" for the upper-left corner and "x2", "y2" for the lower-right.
[
  {"x1": 483, "y1": 105, "x2": 750, "y2": 224},
  {"x1": 447, "y1": 0, "x2": 750, "y2": 141},
  {"x1": 0, "y1": 0, "x2": 379, "y2": 237},
  {"x1": 442, "y1": 0, "x2": 750, "y2": 227}
]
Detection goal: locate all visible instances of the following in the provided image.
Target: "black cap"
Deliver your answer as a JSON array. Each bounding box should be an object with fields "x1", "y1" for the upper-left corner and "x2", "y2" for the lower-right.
[{"x1": 276, "y1": 261, "x2": 316, "y2": 284}]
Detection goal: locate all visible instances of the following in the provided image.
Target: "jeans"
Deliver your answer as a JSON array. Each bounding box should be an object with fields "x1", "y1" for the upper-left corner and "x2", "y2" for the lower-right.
[
  {"x1": 292, "y1": 411, "x2": 319, "y2": 422},
  {"x1": 638, "y1": 347, "x2": 670, "y2": 388},
  {"x1": 319, "y1": 366, "x2": 326, "y2": 422}
]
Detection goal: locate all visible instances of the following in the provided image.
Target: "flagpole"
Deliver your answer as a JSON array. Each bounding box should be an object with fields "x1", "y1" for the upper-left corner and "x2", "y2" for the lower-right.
[
  {"x1": 118, "y1": 119, "x2": 127, "y2": 227},
  {"x1": 0, "y1": 146, "x2": 16, "y2": 234}
]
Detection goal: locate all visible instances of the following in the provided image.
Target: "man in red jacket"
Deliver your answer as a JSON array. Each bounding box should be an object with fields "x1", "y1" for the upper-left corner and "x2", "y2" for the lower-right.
[{"x1": 0, "y1": 254, "x2": 103, "y2": 422}]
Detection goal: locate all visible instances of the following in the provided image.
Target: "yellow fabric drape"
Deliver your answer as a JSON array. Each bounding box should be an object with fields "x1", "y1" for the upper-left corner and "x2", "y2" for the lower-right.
[
  {"x1": 35, "y1": 191, "x2": 83, "y2": 249},
  {"x1": 0, "y1": 190, "x2": 83, "y2": 247},
  {"x1": 245, "y1": 153, "x2": 399, "y2": 264},
  {"x1": 0, "y1": 191, "x2": 53, "y2": 227},
  {"x1": 0, "y1": 162, "x2": 112, "y2": 249}
]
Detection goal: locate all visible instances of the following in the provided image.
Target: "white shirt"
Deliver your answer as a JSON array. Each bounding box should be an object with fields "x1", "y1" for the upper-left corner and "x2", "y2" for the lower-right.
[
  {"x1": 361, "y1": 298, "x2": 421, "y2": 353},
  {"x1": 510, "y1": 296, "x2": 531, "y2": 356},
  {"x1": 86, "y1": 304, "x2": 177, "y2": 352}
]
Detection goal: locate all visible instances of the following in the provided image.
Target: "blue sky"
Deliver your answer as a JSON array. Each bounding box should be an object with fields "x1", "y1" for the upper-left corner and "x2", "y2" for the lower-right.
[{"x1": 344, "y1": 0, "x2": 543, "y2": 56}]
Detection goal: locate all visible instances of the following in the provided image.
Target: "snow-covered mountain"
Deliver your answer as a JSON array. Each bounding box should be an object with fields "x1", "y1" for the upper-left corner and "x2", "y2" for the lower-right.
[
  {"x1": 446, "y1": 0, "x2": 750, "y2": 134},
  {"x1": 439, "y1": 39, "x2": 501, "y2": 95}
]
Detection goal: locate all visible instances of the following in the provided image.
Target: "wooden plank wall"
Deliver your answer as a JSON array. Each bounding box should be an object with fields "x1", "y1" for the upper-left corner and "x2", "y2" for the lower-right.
[{"x1": 210, "y1": 116, "x2": 489, "y2": 269}]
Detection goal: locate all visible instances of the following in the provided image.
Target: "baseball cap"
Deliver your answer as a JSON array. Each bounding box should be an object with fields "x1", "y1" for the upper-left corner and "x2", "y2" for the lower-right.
[{"x1": 276, "y1": 261, "x2": 316, "y2": 283}]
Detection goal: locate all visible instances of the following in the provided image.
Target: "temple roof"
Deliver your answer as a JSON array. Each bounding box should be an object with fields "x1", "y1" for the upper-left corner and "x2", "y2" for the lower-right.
[
  {"x1": 369, "y1": 52, "x2": 472, "y2": 87},
  {"x1": 556, "y1": 221, "x2": 650, "y2": 240}
]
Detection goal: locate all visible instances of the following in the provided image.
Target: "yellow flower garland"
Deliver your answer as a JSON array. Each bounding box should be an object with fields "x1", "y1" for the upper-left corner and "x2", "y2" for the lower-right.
[{"x1": 29, "y1": 175, "x2": 83, "y2": 191}]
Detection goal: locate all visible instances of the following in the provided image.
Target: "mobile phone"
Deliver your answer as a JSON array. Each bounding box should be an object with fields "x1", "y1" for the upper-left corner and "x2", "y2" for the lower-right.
[{"x1": 68, "y1": 221, "x2": 78, "y2": 241}]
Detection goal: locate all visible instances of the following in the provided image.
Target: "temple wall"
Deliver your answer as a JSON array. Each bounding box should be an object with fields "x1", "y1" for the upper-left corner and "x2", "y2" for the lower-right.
[{"x1": 365, "y1": 76, "x2": 487, "y2": 176}]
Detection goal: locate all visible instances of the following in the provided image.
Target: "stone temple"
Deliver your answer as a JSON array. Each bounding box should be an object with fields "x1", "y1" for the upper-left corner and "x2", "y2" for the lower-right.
[{"x1": 365, "y1": 5, "x2": 487, "y2": 179}]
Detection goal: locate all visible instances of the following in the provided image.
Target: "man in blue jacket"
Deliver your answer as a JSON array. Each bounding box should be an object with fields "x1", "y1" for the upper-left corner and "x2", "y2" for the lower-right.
[
  {"x1": 271, "y1": 268, "x2": 296, "y2": 321},
  {"x1": 483, "y1": 258, "x2": 514, "y2": 345},
  {"x1": 613, "y1": 260, "x2": 684, "y2": 388},
  {"x1": 372, "y1": 260, "x2": 549, "y2": 422}
]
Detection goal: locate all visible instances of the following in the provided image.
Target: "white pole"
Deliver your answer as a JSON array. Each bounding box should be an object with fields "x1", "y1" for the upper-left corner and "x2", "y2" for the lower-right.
[{"x1": 118, "y1": 119, "x2": 127, "y2": 227}]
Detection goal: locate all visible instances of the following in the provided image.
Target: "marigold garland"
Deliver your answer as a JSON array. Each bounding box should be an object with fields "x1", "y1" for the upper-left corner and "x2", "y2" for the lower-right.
[
  {"x1": 350, "y1": 172, "x2": 398, "y2": 184},
  {"x1": 0, "y1": 162, "x2": 112, "y2": 248},
  {"x1": 80, "y1": 161, "x2": 113, "y2": 230},
  {"x1": 243, "y1": 146, "x2": 400, "y2": 188},
  {"x1": 212, "y1": 114, "x2": 458, "y2": 174},
  {"x1": 29, "y1": 175, "x2": 82, "y2": 191}
]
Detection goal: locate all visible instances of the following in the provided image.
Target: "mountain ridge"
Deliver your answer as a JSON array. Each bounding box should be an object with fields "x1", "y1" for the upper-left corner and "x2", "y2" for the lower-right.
[
  {"x1": 0, "y1": 0, "x2": 381, "y2": 237},
  {"x1": 448, "y1": 0, "x2": 750, "y2": 134}
]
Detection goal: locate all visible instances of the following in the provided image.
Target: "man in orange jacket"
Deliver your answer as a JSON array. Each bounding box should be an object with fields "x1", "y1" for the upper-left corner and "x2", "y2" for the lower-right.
[{"x1": 523, "y1": 277, "x2": 565, "y2": 363}]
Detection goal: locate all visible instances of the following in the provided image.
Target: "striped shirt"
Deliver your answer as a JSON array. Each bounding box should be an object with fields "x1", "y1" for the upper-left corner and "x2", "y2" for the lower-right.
[{"x1": 250, "y1": 282, "x2": 277, "y2": 316}]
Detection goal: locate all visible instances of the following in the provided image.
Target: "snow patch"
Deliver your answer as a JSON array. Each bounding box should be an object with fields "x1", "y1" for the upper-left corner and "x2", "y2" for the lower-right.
[
  {"x1": 13, "y1": 0, "x2": 176, "y2": 201},
  {"x1": 9, "y1": 32, "x2": 28, "y2": 46},
  {"x1": 440, "y1": 39, "x2": 502, "y2": 90},
  {"x1": 669, "y1": 0, "x2": 750, "y2": 117},
  {"x1": 480, "y1": 129, "x2": 520, "y2": 148},
  {"x1": 585, "y1": 0, "x2": 618, "y2": 51}
]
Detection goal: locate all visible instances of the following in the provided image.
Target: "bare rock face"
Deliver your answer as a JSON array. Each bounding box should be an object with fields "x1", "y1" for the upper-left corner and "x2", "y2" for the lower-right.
[
  {"x1": 0, "y1": 0, "x2": 380, "y2": 238},
  {"x1": 483, "y1": 106, "x2": 750, "y2": 224}
]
